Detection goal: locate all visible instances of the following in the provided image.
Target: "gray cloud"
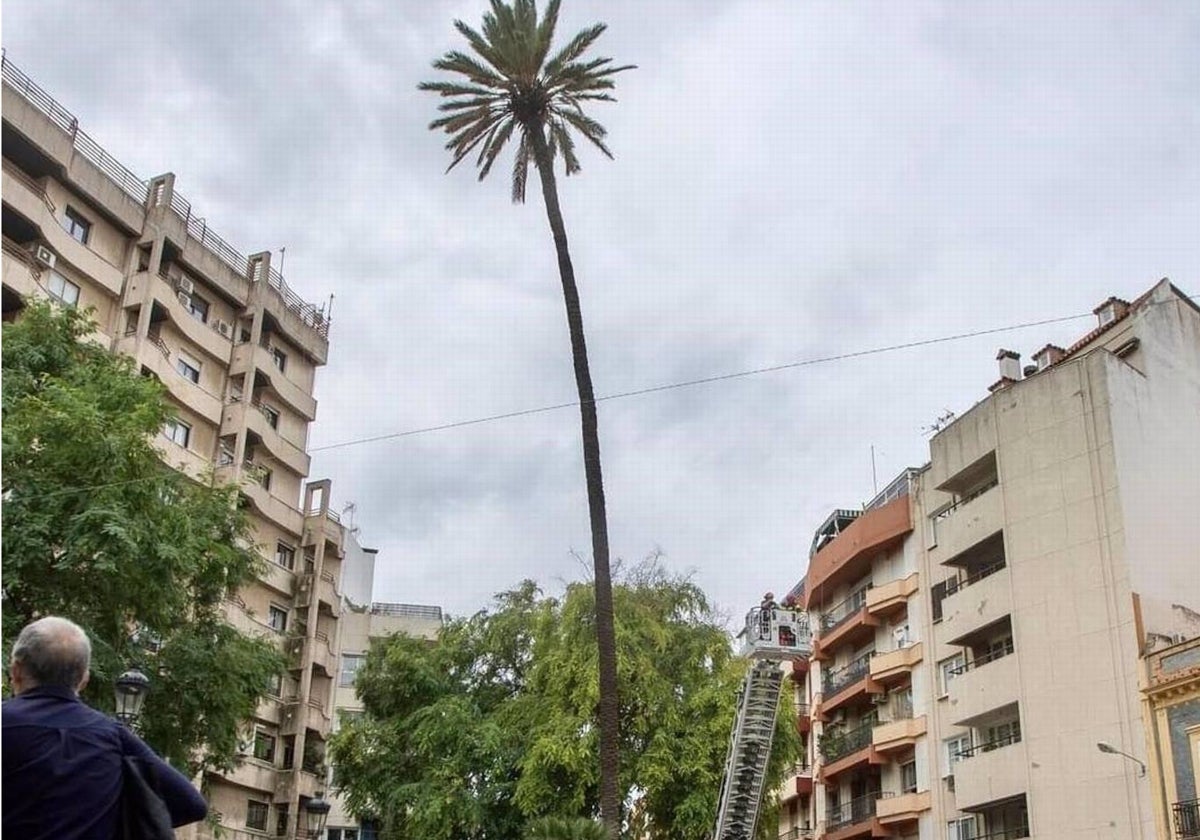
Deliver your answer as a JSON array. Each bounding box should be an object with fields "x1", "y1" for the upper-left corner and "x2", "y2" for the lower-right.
[{"x1": 6, "y1": 0, "x2": 1197, "y2": 619}]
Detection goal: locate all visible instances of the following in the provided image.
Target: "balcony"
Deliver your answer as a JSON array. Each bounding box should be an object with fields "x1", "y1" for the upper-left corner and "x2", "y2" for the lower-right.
[
  {"x1": 230, "y1": 341, "x2": 318, "y2": 421},
  {"x1": 780, "y1": 763, "x2": 814, "y2": 800},
  {"x1": 928, "y1": 481, "x2": 1002, "y2": 565},
  {"x1": 953, "y1": 735, "x2": 1027, "y2": 811},
  {"x1": 316, "y1": 570, "x2": 341, "y2": 617},
  {"x1": 805, "y1": 496, "x2": 912, "y2": 609},
  {"x1": 865, "y1": 572, "x2": 918, "y2": 621},
  {"x1": 133, "y1": 271, "x2": 234, "y2": 363},
  {"x1": 222, "y1": 397, "x2": 310, "y2": 476},
  {"x1": 939, "y1": 562, "x2": 1012, "y2": 646},
  {"x1": 2, "y1": 236, "x2": 43, "y2": 300},
  {"x1": 819, "y1": 652, "x2": 881, "y2": 718},
  {"x1": 310, "y1": 630, "x2": 336, "y2": 677},
  {"x1": 777, "y1": 829, "x2": 813, "y2": 840},
  {"x1": 813, "y1": 591, "x2": 880, "y2": 661},
  {"x1": 872, "y1": 715, "x2": 926, "y2": 755},
  {"x1": 1174, "y1": 799, "x2": 1200, "y2": 839},
  {"x1": 796, "y1": 703, "x2": 812, "y2": 734},
  {"x1": 223, "y1": 758, "x2": 278, "y2": 795},
  {"x1": 115, "y1": 333, "x2": 223, "y2": 424},
  {"x1": 824, "y1": 792, "x2": 883, "y2": 840},
  {"x1": 876, "y1": 790, "x2": 931, "y2": 826},
  {"x1": 818, "y1": 717, "x2": 884, "y2": 781},
  {"x1": 946, "y1": 649, "x2": 1018, "y2": 726},
  {"x1": 869, "y1": 642, "x2": 923, "y2": 686}
]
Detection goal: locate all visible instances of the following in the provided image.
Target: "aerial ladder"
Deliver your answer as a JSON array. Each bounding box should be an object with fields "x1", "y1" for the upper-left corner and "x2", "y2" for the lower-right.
[{"x1": 712, "y1": 604, "x2": 812, "y2": 840}]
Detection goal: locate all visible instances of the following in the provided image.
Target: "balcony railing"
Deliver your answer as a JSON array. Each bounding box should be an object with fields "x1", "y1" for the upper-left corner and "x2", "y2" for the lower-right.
[
  {"x1": 944, "y1": 559, "x2": 1006, "y2": 596},
  {"x1": 371, "y1": 602, "x2": 445, "y2": 621},
  {"x1": 975, "y1": 826, "x2": 1030, "y2": 840},
  {"x1": 778, "y1": 828, "x2": 813, "y2": 840},
  {"x1": 932, "y1": 478, "x2": 999, "y2": 523},
  {"x1": 823, "y1": 651, "x2": 873, "y2": 696},
  {"x1": 825, "y1": 791, "x2": 882, "y2": 831},
  {"x1": 957, "y1": 731, "x2": 1021, "y2": 759},
  {"x1": 819, "y1": 715, "x2": 877, "y2": 763},
  {"x1": 1175, "y1": 798, "x2": 1200, "y2": 838},
  {"x1": 820, "y1": 587, "x2": 872, "y2": 633},
  {"x1": 949, "y1": 642, "x2": 1013, "y2": 676}
]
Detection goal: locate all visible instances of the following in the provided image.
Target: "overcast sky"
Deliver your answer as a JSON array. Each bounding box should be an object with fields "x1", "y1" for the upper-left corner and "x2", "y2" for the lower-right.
[{"x1": 6, "y1": 1, "x2": 1198, "y2": 624}]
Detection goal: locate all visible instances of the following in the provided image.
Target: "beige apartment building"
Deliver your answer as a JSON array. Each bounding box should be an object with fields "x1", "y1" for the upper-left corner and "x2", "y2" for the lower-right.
[
  {"x1": 323, "y1": 535, "x2": 445, "y2": 840},
  {"x1": 2, "y1": 55, "x2": 349, "y2": 839},
  {"x1": 777, "y1": 280, "x2": 1200, "y2": 840}
]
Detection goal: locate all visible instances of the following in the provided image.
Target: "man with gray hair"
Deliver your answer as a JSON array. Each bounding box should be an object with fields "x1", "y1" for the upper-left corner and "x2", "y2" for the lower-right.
[{"x1": 3, "y1": 616, "x2": 207, "y2": 839}]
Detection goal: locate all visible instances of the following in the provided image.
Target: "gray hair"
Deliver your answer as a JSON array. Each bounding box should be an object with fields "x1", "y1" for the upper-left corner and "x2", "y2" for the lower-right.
[{"x1": 11, "y1": 616, "x2": 92, "y2": 690}]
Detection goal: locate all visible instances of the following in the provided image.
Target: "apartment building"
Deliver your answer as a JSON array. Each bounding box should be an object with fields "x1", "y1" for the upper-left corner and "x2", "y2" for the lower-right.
[
  {"x1": 776, "y1": 280, "x2": 1200, "y2": 840},
  {"x1": 325, "y1": 534, "x2": 445, "y2": 840},
  {"x1": 1142, "y1": 635, "x2": 1200, "y2": 840},
  {"x1": 2, "y1": 55, "x2": 346, "y2": 839}
]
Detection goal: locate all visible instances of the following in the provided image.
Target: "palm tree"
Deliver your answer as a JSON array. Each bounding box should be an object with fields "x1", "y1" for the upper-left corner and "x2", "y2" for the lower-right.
[{"x1": 420, "y1": 2, "x2": 633, "y2": 836}]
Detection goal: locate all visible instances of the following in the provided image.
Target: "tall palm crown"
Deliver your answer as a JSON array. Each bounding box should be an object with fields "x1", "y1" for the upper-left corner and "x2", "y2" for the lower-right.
[{"x1": 420, "y1": 0, "x2": 633, "y2": 202}]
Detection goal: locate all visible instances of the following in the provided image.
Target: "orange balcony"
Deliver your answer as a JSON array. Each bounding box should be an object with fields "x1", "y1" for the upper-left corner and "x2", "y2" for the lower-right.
[
  {"x1": 804, "y1": 497, "x2": 912, "y2": 610},
  {"x1": 792, "y1": 657, "x2": 811, "y2": 676},
  {"x1": 868, "y1": 643, "x2": 923, "y2": 687},
  {"x1": 811, "y1": 605, "x2": 880, "y2": 662},
  {"x1": 871, "y1": 715, "x2": 927, "y2": 755},
  {"x1": 817, "y1": 719, "x2": 884, "y2": 782},
  {"x1": 865, "y1": 572, "x2": 918, "y2": 621},
  {"x1": 779, "y1": 763, "x2": 815, "y2": 802},
  {"x1": 822, "y1": 793, "x2": 888, "y2": 840},
  {"x1": 818, "y1": 654, "x2": 883, "y2": 720}
]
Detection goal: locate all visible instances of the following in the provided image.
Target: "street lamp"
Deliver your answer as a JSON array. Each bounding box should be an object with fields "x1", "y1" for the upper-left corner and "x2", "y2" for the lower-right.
[
  {"x1": 113, "y1": 669, "x2": 151, "y2": 729},
  {"x1": 303, "y1": 793, "x2": 331, "y2": 838},
  {"x1": 1097, "y1": 741, "x2": 1146, "y2": 777}
]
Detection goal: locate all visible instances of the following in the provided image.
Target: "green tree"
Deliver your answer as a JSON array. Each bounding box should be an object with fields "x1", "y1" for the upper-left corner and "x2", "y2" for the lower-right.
[
  {"x1": 329, "y1": 563, "x2": 798, "y2": 840},
  {"x1": 2, "y1": 301, "x2": 284, "y2": 774},
  {"x1": 420, "y1": 4, "x2": 633, "y2": 833}
]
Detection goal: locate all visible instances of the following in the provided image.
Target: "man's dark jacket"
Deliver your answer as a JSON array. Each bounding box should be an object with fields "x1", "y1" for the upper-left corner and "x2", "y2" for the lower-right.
[{"x1": 3, "y1": 685, "x2": 208, "y2": 840}]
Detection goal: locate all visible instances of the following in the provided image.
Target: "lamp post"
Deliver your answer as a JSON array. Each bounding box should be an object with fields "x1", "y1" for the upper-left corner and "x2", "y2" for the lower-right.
[
  {"x1": 1097, "y1": 741, "x2": 1147, "y2": 777},
  {"x1": 303, "y1": 792, "x2": 331, "y2": 838},
  {"x1": 113, "y1": 669, "x2": 151, "y2": 729}
]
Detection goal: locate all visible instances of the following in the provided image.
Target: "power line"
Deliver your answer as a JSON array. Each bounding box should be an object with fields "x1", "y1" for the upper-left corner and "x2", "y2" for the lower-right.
[{"x1": 308, "y1": 310, "x2": 1095, "y2": 454}]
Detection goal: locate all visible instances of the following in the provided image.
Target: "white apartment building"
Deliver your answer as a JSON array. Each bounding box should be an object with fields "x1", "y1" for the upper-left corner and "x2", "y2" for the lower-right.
[
  {"x1": 2, "y1": 55, "x2": 349, "y2": 839},
  {"x1": 777, "y1": 280, "x2": 1200, "y2": 840}
]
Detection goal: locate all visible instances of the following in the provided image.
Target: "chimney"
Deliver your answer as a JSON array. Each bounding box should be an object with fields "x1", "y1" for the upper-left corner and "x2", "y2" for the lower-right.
[
  {"x1": 996, "y1": 349, "x2": 1021, "y2": 381},
  {"x1": 1032, "y1": 344, "x2": 1066, "y2": 372},
  {"x1": 1093, "y1": 297, "x2": 1130, "y2": 327}
]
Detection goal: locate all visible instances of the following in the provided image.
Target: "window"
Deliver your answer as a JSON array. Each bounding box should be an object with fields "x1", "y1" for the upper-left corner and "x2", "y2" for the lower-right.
[
  {"x1": 267, "y1": 605, "x2": 288, "y2": 633},
  {"x1": 63, "y1": 207, "x2": 91, "y2": 244},
  {"x1": 282, "y1": 735, "x2": 296, "y2": 769},
  {"x1": 253, "y1": 730, "x2": 276, "y2": 763},
  {"x1": 340, "y1": 653, "x2": 366, "y2": 687},
  {"x1": 187, "y1": 294, "x2": 210, "y2": 324},
  {"x1": 47, "y1": 272, "x2": 81, "y2": 307},
  {"x1": 163, "y1": 418, "x2": 191, "y2": 448},
  {"x1": 176, "y1": 352, "x2": 201, "y2": 384},
  {"x1": 274, "y1": 804, "x2": 289, "y2": 837},
  {"x1": 900, "y1": 760, "x2": 917, "y2": 794},
  {"x1": 274, "y1": 542, "x2": 296, "y2": 570},
  {"x1": 271, "y1": 346, "x2": 287, "y2": 373},
  {"x1": 984, "y1": 635, "x2": 1014, "y2": 663},
  {"x1": 931, "y1": 579, "x2": 949, "y2": 623},
  {"x1": 984, "y1": 719, "x2": 1021, "y2": 750},
  {"x1": 265, "y1": 671, "x2": 282, "y2": 697},
  {"x1": 246, "y1": 800, "x2": 269, "y2": 832},
  {"x1": 939, "y1": 654, "x2": 965, "y2": 695},
  {"x1": 258, "y1": 467, "x2": 273, "y2": 492},
  {"x1": 262, "y1": 404, "x2": 280, "y2": 430},
  {"x1": 329, "y1": 830, "x2": 360, "y2": 840},
  {"x1": 948, "y1": 817, "x2": 978, "y2": 840},
  {"x1": 945, "y1": 734, "x2": 972, "y2": 770}
]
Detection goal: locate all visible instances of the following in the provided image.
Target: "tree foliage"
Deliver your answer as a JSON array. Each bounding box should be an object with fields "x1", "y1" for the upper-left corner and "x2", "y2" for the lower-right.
[
  {"x1": 1, "y1": 302, "x2": 284, "y2": 774},
  {"x1": 329, "y1": 562, "x2": 798, "y2": 840}
]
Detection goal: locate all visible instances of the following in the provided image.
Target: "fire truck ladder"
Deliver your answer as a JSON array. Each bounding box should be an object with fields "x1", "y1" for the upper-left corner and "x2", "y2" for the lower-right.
[{"x1": 712, "y1": 607, "x2": 812, "y2": 840}]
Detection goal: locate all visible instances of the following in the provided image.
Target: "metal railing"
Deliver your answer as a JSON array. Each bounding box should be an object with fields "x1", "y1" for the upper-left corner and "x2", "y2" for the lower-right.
[
  {"x1": 949, "y1": 642, "x2": 1014, "y2": 676},
  {"x1": 3, "y1": 55, "x2": 150, "y2": 204},
  {"x1": 944, "y1": 559, "x2": 1007, "y2": 596},
  {"x1": 975, "y1": 825, "x2": 1030, "y2": 840},
  {"x1": 932, "y1": 478, "x2": 999, "y2": 522},
  {"x1": 823, "y1": 651, "x2": 873, "y2": 696},
  {"x1": 777, "y1": 828, "x2": 813, "y2": 840},
  {"x1": 820, "y1": 586, "x2": 872, "y2": 633},
  {"x1": 818, "y1": 715, "x2": 876, "y2": 764},
  {"x1": 825, "y1": 791, "x2": 882, "y2": 830},
  {"x1": 957, "y1": 731, "x2": 1021, "y2": 759},
  {"x1": 2, "y1": 158, "x2": 56, "y2": 212},
  {"x1": 1175, "y1": 798, "x2": 1200, "y2": 838},
  {"x1": 371, "y1": 602, "x2": 445, "y2": 621}
]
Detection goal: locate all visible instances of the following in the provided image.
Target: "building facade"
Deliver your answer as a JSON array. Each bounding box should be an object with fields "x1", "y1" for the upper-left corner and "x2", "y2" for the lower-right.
[
  {"x1": 1143, "y1": 635, "x2": 1200, "y2": 840},
  {"x1": 2, "y1": 55, "x2": 346, "y2": 839},
  {"x1": 777, "y1": 280, "x2": 1200, "y2": 839},
  {"x1": 325, "y1": 534, "x2": 445, "y2": 840}
]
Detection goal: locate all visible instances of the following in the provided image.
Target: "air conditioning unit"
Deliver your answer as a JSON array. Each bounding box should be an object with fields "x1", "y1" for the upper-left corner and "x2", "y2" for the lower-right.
[
  {"x1": 214, "y1": 319, "x2": 232, "y2": 338},
  {"x1": 33, "y1": 244, "x2": 56, "y2": 268},
  {"x1": 175, "y1": 276, "x2": 195, "y2": 295},
  {"x1": 177, "y1": 291, "x2": 192, "y2": 308}
]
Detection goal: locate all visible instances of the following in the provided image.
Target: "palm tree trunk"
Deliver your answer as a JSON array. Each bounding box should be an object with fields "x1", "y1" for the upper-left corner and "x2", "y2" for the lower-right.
[{"x1": 528, "y1": 124, "x2": 621, "y2": 839}]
